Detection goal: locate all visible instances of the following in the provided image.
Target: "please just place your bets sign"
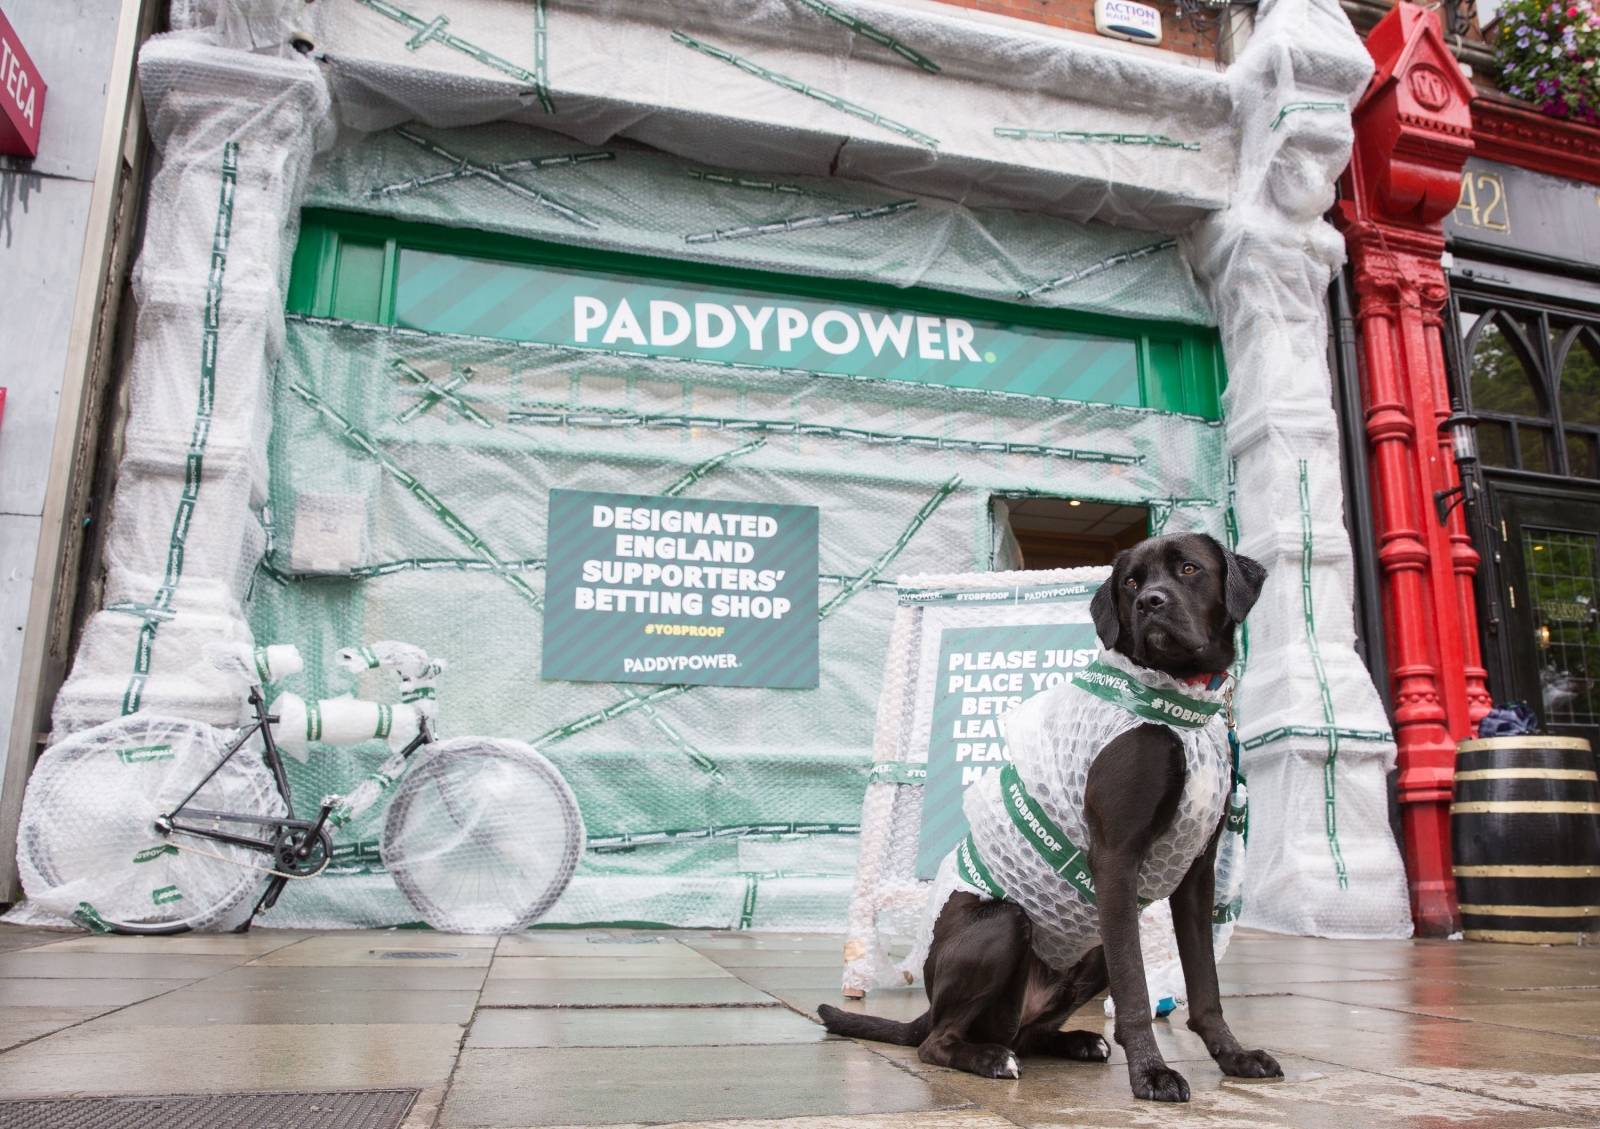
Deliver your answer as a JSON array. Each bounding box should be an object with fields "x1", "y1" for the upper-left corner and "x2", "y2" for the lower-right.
[
  {"x1": 917, "y1": 620, "x2": 1102, "y2": 878},
  {"x1": 542, "y1": 489, "x2": 819, "y2": 688}
]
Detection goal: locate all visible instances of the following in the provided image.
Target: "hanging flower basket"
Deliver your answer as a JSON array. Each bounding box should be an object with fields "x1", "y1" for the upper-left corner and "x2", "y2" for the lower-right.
[{"x1": 1495, "y1": 0, "x2": 1600, "y2": 125}]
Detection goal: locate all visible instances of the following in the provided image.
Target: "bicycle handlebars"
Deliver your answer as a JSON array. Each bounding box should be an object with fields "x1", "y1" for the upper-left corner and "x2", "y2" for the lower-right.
[
  {"x1": 202, "y1": 642, "x2": 304, "y2": 686},
  {"x1": 335, "y1": 641, "x2": 445, "y2": 682}
]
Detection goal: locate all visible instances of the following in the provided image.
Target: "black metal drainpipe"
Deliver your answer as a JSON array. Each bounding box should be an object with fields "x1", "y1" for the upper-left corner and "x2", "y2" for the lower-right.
[
  {"x1": 1330, "y1": 268, "x2": 1392, "y2": 714},
  {"x1": 1330, "y1": 266, "x2": 1405, "y2": 854}
]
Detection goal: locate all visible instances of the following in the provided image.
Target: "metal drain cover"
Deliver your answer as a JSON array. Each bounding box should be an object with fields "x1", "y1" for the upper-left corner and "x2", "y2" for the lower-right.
[{"x1": 0, "y1": 1089, "x2": 417, "y2": 1128}]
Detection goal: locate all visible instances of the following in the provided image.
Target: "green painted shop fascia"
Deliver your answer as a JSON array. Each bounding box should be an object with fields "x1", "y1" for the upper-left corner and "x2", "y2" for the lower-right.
[{"x1": 288, "y1": 208, "x2": 1228, "y2": 419}]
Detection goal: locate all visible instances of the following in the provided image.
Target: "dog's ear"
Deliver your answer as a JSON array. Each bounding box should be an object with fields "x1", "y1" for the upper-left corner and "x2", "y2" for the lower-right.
[
  {"x1": 1091, "y1": 553, "x2": 1125, "y2": 649},
  {"x1": 1222, "y1": 543, "x2": 1268, "y2": 625}
]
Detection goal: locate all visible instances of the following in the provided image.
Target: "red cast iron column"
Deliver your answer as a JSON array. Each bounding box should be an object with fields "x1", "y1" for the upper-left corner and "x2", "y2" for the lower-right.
[{"x1": 1336, "y1": 2, "x2": 1484, "y2": 936}]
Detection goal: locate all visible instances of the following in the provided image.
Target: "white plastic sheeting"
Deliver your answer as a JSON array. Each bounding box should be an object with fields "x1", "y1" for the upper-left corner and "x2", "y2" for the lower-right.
[
  {"x1": 304, "y1": 122, "x2": 1213, "y2": 326},
  {"x1": 308, "y1": 0, "x2": 1237, "y2": 231},
  {"x1": 37, "y1": 0, "x2": 1410, "y2": 939},
  {"x1": 51, "y1": 36, "x2": 330, "y2": 734},
  {"x1": 1190, "y1": 0, "x2": 1411, "y2": 936},
  {"x1": 245, "y1": 316, "x2": 1224, "y2": 930}
]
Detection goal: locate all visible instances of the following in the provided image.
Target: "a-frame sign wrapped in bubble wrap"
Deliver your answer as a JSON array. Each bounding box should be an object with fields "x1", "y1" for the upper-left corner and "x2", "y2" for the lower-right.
[
  {"x1": 841, "y1": 565, "x2": 1248, "y2": 1010},
  {"x1": 842, "y1": 567, "x2": 1109, "y2": 995}
]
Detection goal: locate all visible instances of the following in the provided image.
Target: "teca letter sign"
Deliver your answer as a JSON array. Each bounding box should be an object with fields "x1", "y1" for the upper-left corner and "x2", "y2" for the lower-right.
[
  {"x1": 0, "y1": 7, "x2": 44, "y2": 158},
  {"x1": 1094, "y1": 0, "x2": 1162, "y2": 43}
]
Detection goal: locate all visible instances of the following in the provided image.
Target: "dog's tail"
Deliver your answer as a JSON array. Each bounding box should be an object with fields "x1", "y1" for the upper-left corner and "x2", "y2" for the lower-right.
[{"x1": 816, "y1": 1002, "x2": 931, "y2": 1046}]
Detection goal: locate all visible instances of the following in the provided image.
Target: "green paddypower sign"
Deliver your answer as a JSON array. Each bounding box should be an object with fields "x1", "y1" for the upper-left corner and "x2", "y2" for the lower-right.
[
  {"x1": 543, "y1": 489, "x2": 819, "y2": 687},
  {"x1": 395, "y1": 250, "x2": 1140, "y2": 404},
  {"x1": 917, "y1": 622, "x2": 1102, "y2": 878}
]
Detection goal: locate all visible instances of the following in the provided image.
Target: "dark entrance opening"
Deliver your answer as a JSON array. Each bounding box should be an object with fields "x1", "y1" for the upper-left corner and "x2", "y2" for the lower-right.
[{"x1": 993, "y1": 497, "x2": 1149, "y2": 570}]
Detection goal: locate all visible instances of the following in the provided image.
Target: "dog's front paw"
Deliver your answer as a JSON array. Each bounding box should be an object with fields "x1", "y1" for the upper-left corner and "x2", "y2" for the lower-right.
[
  {"x1": 1059, "y1": 1030, "x2": 1110, "y2": 1062},
  {"x1": 975, "y1": 1048, "x2": 1021, "y2": 1079},
  {"x1": 1130, "y1": 1064, "x2": 1190, "y2": 1102},
  {"x1": 1216, "y1": 1048, "x2": 1282, "y2": 1079}
]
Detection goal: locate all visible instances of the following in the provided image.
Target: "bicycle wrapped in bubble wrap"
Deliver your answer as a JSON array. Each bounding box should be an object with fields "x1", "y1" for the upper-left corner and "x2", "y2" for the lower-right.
[{"x1": 15, "y1": 641, "x2": 584, "y2": 934}]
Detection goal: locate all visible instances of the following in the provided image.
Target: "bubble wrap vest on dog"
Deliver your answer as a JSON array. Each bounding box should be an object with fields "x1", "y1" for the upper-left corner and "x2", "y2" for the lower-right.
[{"x1": 909, "y1": 648, "x2": 1232, "y2": 976}]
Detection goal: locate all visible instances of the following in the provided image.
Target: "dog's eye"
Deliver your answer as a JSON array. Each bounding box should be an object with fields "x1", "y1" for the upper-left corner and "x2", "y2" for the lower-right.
[
  {"x1": 1124, "y1": 577, "x2": 1137, "y2": 589},
  {"x1": 1181, "y1": 563, "x2": 1197, "y2": 575}
]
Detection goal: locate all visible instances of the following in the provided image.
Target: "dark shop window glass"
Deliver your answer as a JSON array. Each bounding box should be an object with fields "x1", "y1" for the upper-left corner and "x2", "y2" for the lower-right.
[
  {"x1": 1479, "y1": 421, "x2": 1513, "y2": 469},
  {"x1": 1521, "y1": 424, "x2": 1557, "y2": 474},
  {"x1": 1471, "y1": 320, "x2": 1545, "y2": 418},
  {"x1": 1560, "y1": 333, "x2": 1600, "y2": 427},
  {"x1": 1568, "y1": 432, "x2": 1599, "y2": 479},
  {"x1": 1524, "y1": 527, "x2": 1600, "y2": 726}
]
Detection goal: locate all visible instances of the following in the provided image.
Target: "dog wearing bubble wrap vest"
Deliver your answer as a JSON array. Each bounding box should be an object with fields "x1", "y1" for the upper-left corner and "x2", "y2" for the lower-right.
[{"x1": 819, "y1": 533, "x2": 1280, "y2": 1103}]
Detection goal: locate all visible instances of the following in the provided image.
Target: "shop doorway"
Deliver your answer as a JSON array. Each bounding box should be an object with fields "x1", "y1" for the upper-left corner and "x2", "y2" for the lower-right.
[
  {"x1": 1452, "y1": 288, "x2": 1600, "y2": 747},
  {"x1": 1489, "y1": 483, "x2": 1600, "y2": 751},
  {"x1": 991, "y1": 497, "x2": 1149, "y2": 570}
]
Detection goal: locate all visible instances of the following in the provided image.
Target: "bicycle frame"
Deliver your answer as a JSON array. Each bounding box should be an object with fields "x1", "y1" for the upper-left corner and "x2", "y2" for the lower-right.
[{"x1": 151, "y1": 684, "x2": 436, "y2": 929}]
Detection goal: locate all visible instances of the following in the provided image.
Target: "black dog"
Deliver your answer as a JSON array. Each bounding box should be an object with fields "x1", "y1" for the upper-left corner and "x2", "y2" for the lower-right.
[{"x1": 820, "y1": 533, "x2": 1279, "y2": 1102}]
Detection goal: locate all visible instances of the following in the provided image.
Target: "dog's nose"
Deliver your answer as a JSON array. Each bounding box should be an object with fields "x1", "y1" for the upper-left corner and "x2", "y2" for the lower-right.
[{"x1": 1136, "y1": 589, "x2": 1168, "y2": 614}]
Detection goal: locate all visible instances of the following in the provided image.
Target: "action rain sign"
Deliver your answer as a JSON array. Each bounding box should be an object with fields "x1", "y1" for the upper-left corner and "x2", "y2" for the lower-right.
[{"x1": 542, "y1": 489, "x2": 819, "y2": 687}]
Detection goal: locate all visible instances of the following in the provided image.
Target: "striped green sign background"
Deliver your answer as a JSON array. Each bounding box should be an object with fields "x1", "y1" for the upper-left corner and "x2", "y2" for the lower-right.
[
  {"x1": 395, "y1": 249, "x2": 1141, "y2": 404},
  {"x1": 917, "y1": 622, "x2": 1101, "y2": 878},
  {"x1": 542, "y1": 489, "x2": 819, "y2": 687}
]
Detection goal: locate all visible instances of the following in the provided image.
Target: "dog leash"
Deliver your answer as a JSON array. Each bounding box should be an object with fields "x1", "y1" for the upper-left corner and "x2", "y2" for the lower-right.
[{"x1": 1222, "y1": 677, "x2": 1248, "y2": 843}]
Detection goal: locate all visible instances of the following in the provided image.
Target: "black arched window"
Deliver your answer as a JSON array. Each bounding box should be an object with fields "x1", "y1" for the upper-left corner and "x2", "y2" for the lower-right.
[{"x1": 1459, "y1": 301, "x2": 1600, "y2": 480}]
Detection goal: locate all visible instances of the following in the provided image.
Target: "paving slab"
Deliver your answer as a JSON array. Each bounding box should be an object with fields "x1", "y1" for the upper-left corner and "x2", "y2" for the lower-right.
[
  {"x1": 440, "y1": 1043, "x2": 962, "y2": 1127},
  {"x1": 1385, "y1": 1068, "x2": 1600, "y2": 1118},
  {"x1": 0, "y1": 929, "x2": 84, "y2": 955},
  {"x1": 986, "y1": 1060, "x2": 1592, "y2": 1128},
  {"x1": 693, "y1": 949, "x2": 855, "y2": 969},
  {"x1": 248, "y1": 936, "x2": 495, "y2": 967},
  {"x1": 466, "y1": 1006, "x2": 829, "y2": 1047},
  {"x1": 611, "y1": 1113, "x2": 1018, "y2": 1129},
  {"x1": 498, "y1": 935, "x2": 684, "y2": 957},
  {"x1": 778, "y1": 984, "x2": 931, "y2": 1024},
  {"x1": 189, "y1": 964, "x2": 489, "y2": 993},
  {"x1": 683, "y1": 935, "x2": 858, "y2": 954},
  {"x1": 0, "y1": 1005, "x2": 113, "y2": 1051},
  {"x1": 88, "y1": 987, "x2": 480, "y2": 1027},
  {"x1": 39, "y1": 933, "x2": 312, "y2": 956},
  {"x1": 0, "y1": 977, "x2": 196, "y2": 1007},
  {"x1": 720, "y1": 965, "x2": 863, "y2": 992},
  {"x1": 0, "y1": 951, "x2": 247, "y2": 980},
  {"x1": 487, "y1": 955, "x2": 732, "y2": 980},
  {"x1": 478, "y1": 976, "x2": 777, "y2": 1008},
  {"x1": 0, "y1": 1021, "x2": 466, "y2": 1097}
]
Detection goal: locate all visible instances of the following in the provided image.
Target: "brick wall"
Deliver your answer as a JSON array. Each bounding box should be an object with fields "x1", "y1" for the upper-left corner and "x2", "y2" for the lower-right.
[{"x1": 927, "y1": 0, "x2": 1218, "y2": 58}]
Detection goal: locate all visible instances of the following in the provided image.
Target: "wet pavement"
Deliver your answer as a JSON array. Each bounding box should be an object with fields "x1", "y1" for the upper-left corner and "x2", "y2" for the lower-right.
[{"x1": 1, "y1": 925, "x2": 1600, "y2": 1127}]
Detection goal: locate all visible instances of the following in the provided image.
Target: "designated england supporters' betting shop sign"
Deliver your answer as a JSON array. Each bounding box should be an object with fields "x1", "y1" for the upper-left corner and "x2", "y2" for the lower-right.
[
  {"x1": 542, "y1": 489, "x2": 819, "y2": 688},
  {"x1": 0, "y1": 8, "x2": 44, "y2": 158}
]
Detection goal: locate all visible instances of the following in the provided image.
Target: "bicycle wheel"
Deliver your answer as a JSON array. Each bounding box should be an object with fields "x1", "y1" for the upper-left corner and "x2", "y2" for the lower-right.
[
  {"x1": 382, "y1": 737, "x2": 584, "y2": 933},
  {"x1": 17, "y1": 714, "x2": 285, "y2": 933}
]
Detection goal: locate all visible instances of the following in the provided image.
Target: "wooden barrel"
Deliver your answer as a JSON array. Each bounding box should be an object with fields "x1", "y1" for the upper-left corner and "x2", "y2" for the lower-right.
[{"x1": 1453, "y1": 735, "x2": 1600, "y2": 943}]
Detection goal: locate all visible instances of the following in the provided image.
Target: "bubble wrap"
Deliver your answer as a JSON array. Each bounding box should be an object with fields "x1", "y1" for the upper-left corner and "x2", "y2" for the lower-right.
[
  {"x1": 903, "y1": 648, "x2": 1230, "y2": 976},
  {"x1": 43, "y1": 0, "x2": 1406, "y2": 941},
  {"x1": 14, "y1": 714, "x2": 285, "y2": 931},
  {"x1": 52, "y1": 33, "x2": 331, "y2": 735}
]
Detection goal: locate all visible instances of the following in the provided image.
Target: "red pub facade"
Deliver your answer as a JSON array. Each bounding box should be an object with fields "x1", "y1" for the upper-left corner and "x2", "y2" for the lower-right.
[{"x1": 1339, "y1": 2, "x2": 1600, "y2": 935}]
